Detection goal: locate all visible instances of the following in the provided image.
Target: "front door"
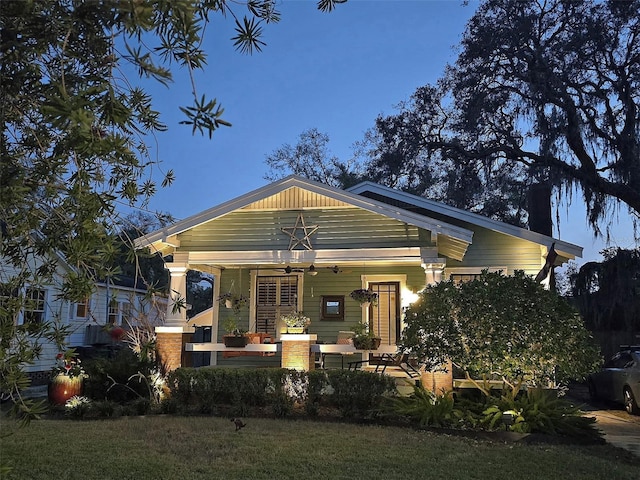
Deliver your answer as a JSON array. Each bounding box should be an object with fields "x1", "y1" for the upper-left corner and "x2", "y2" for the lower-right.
[{"x1": 368, "y1": 282, "x2": 401, "y2": 346}]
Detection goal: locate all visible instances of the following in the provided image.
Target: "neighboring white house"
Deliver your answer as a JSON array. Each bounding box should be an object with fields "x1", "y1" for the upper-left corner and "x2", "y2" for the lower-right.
[{"x1": 1, "y1": 252, "x2": 166, "y2": 384}]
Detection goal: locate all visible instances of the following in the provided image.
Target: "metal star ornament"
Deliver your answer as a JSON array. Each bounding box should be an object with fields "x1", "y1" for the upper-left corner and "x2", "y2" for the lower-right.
[{"x1": 281, "y1": 213, "x2": 319, "y2": 250}]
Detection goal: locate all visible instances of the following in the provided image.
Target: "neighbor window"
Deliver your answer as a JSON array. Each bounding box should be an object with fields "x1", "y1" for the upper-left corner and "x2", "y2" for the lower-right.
[
  {"x1": 75, "y1": 298, "x2": 89, "y2": 318},
  {"x1": 24, "y1": 287, "x2": 46, "y2": 324}
]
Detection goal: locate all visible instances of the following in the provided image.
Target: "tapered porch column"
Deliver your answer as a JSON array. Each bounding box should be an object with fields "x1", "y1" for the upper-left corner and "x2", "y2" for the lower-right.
[
  {"x1": 420, "y1": 259, "x2": 452, "y2": 392},
  {"x1": 421, "y1": 260, "x2": 446, "y2": 286},
  {"x1": 156, "y1": 262, "x2": 189, "y2": 371}
]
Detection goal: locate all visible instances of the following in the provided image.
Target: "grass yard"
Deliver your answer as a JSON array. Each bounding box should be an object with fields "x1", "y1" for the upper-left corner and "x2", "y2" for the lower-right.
[{"x1": 1, "y1": 416, "x2": 639, "y2": 480}]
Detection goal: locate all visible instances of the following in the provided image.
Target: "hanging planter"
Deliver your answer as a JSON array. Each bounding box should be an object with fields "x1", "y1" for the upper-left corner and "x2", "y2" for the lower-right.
[
  {"x1": 349, "y1": 288, "x2": 378, "y2": 307},
  {"x1": 218, "y1": 293, "x2": 248, "y2": 314}
]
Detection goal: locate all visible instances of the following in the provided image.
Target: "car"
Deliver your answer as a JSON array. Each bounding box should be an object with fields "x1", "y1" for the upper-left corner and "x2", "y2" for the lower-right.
[{"x1": 588, "y1": 346, "x2": 640, "y2": 415}]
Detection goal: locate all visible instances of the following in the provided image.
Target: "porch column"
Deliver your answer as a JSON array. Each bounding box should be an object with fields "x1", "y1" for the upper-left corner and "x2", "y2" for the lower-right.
[
  {"x1": 156, "y1": 262, "x2": 189, "y2": 371},
  {"x1": 280, "y1": 334, "x2": 317, "y2": 371},
  {"x1": 419, "y1": 259, "x2": 452, "y2": 392},
  {"x1": 421, "y1": 260, "x2": 446, "y2": 286}
]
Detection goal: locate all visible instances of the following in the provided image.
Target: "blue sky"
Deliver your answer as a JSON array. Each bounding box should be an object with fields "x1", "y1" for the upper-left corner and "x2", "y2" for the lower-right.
[{"x1": 140, "y1": 0, "x2": 635, "y2": 265}]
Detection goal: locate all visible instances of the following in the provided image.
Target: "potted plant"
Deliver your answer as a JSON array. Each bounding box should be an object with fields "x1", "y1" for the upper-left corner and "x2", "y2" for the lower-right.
[
  {"x1": 281, "y1": 312, "x2": 311, "y2": 334},
  {"x1": 351, "y1": 321, "x2": 381, "y2": 350},
  {"x1": 221, "y1": 317, "x2": 249, "y2": 347},
  {"x1": 218, "y1": 292, "x2": 248, "y2": 313},
  {"x1": 349, "y1": 288, "x2": 378, "y2": 307},
  {"x1": 48, "y1": 348, "x2": 88, "y2": 405}
]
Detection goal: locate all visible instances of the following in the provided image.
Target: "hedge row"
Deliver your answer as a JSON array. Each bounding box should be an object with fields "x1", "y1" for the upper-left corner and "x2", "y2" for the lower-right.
[{"x1": 165, "y1": 367, "x2": 398, "y2": 419}]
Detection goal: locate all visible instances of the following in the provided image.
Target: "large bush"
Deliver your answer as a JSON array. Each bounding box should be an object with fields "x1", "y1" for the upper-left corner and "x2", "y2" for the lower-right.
[{"x1": 401, "y1": 270, "x2": 601, "y2": 394}]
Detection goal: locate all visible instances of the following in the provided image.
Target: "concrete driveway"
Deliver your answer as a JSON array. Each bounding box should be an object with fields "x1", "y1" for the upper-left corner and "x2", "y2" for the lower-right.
[{"x1": 568, "y1": 382, "x2": 640, "y2": 457}]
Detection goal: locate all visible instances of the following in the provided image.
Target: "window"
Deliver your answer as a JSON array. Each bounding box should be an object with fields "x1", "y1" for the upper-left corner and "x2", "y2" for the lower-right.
[
  {"x1": 449, "y1": 273, "x2": 483, "y2": 284},
  {"x1": 75, "y1": 298, "x2": 89, "y2": 318},
  {"x1": 121, "y1": 302, "x2": 132, "y2": 325},
  {"x1": 320, "y1": 296, "x2": 344, "y2": 320},
  {"x1": 255, "y1": 275, "x2": 298, "y2": 335},
  {"x1": 24, "y1": 287, "x2": 46, "y2": 324},
  {"x1": 108, "y1": 302, "x2": 119, "y2": 324}
]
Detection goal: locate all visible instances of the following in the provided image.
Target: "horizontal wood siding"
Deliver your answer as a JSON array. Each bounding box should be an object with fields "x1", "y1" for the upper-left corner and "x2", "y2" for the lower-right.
[
  {"x1": 242, "y1": 187, "x2": 351, "y2": 210},
  {"x1": 178, "y1": 208, "x2": 428, "y2": 251},
  {"x1": 445, "y1": 227, "x2": 543, "y2": 275}
]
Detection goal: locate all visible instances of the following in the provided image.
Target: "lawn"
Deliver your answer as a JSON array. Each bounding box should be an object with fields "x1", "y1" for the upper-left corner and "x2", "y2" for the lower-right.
[{"x1": 1, "y1": 416, "x2": 639, "y2": 480}]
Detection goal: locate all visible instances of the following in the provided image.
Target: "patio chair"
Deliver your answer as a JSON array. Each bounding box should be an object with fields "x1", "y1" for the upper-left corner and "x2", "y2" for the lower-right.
[{"x1": 349, "y1": 352, "x2": 421, "y2": 378}]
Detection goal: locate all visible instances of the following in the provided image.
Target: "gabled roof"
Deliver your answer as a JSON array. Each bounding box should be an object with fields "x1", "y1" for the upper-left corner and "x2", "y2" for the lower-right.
[
  {"x1": 135, "y1": 175, "x2": 474, "y2": 253},
  {"x1": 347, "y1": 181, "x2": 582, "y2": 260}
]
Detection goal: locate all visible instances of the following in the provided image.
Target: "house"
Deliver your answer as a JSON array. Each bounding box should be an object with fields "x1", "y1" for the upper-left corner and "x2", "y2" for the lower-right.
[
  {"x1": 135, "y1": 175, "x2": 582, "y2": 380},
  {"x1": 1, "y1": 250, "x2": 166, "y2": 384}
]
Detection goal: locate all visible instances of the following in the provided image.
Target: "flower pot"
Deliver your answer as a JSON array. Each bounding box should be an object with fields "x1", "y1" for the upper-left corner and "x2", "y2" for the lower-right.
[
  {"x1": 360, "y1": 302, "x2": 371, "y2": 309},
  {"x1": 223, "y1": 335, "x2": 249, "y2": 347},
  {"x1": 286, "y1": 327, "x2": 305, "y2": 334},
  {"x1": 225, "y1": 299, "x2": 233, "y2": 309},
  {"x1": 353, "y1": 337, "x2": 381, "y2": 350},
  {"x1": 48, "y1": 374, "x2": 84, "y2": 405}
]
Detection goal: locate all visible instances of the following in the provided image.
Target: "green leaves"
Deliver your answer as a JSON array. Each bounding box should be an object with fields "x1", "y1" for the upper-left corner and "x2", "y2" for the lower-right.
[
  {"x1": 232, "y1": 17, "x2": 267, "y2": 54},
  {"x1": 179, "y1": 95, "x2": 231, "y2": 138},
  {"x1": 402, "y1": 270, "x2": 601, "y2": 392}
]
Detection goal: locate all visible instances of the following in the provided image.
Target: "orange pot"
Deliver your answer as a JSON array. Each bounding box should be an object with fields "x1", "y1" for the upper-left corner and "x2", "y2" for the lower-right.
[{"x1": 48, "y1": 375, "x2": 84, "y2": 405}]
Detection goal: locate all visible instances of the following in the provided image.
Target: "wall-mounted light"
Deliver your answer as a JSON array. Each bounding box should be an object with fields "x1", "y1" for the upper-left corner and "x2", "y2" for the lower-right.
[{"x1": 308, "y1": 265, "x2": 318, "y2": 276}]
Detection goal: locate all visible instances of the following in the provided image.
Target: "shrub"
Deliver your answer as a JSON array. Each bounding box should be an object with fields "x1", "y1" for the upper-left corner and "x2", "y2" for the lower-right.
[
  {"x1": 479, "y1": 389, "x2": 600, "y2": 439},
  {"x1": 83, "y1": 349, "x2": 156, "y2": 403},
  {"x1": 385, "y1": 383, "x2": 456, "y2": 427}
]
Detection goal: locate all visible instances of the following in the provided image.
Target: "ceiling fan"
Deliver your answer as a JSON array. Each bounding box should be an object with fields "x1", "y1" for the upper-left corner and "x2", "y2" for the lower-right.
[{"x1": 326, "y1": 265, "x2": 351, "y2": 274}]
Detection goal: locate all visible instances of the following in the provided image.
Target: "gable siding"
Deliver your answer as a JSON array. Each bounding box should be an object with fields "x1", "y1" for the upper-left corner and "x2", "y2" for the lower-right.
[
  {"x1": 177, "y1": 208, "x2": 432, "y2": 251},
  {"x1": 242, "y1": 187, "x2": 351, "y2": 210},
  {"x1": 446, "y1": 226, "x2": 542, "y2": 275}
]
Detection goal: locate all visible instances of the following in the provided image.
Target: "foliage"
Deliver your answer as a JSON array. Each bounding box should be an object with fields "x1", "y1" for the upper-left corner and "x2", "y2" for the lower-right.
[
  {"x1": 0, "y1": 0, "x2": 342, "y2": 435},
  {"x1": 221, "y1": 317, "x2": 247, "y2": 336},
  {"x1": 480, "y1": 389, "x2": 600, "y2": 440},
  {"x1": 569, "y1": 247, "x2": 640, "y2": 332},
  {"x1": 384, "y1": 383, "x2": 456, "y2": 428},
  {"x1": 83, "y1": 349, "x2": 158, "y2": 404},
  {"x1": 166, "y1": 367, "x2": 397, "y2": 419},
  {"x1": 264, "y1": 128, "x2": 364, "y2": 188},
  {"x1": 280, "y1": 311, "x2": 311, "y2": 328},
  {"x1": 401, "y1": 270, "x2": 602, "y2": 396},
  {"x1": 52, "y1": 349, "x2": 87, "y2": 379},
  {"x1": 350, "y1": 320, "x2": 381, "y2": 350},
  {"x1": 218, "y1": 292, "x2": 249, "y2": 314},
  {"x1": 349, "y1": 288, "x2": 378, "y2": 306},
  {"x1": 370, "y1": 0, "x2": 640, "y2": 231},
  {"x1": 64, "y1": 395, "x2": 92, "y2": 419}
]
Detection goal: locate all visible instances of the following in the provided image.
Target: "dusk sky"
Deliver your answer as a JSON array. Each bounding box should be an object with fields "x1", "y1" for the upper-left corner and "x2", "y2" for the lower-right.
[{"x1": 137, "y1": 0, "x2": 636, "y2": 266}]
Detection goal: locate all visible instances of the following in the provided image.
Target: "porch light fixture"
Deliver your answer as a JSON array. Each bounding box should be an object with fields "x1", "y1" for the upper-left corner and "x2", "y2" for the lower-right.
[{"x1": 308, "y1": 265, "x2": 318, "y2": 276}]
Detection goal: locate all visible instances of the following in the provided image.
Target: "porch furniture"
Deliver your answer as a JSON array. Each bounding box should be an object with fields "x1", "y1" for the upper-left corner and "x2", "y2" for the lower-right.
[
  {"x1": 348, "y1": 352, "x2": 421, "y2": 378},
  {"x1": 311, "y1": 343, "x2": 397, "y2": 369}
]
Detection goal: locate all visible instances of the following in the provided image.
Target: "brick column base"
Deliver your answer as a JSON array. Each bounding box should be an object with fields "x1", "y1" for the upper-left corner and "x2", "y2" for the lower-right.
[
  {"x1": 420, "y1": 360, "x2": 453, "y2": 394},
  {"x1": 156, "y1": 331, "x2": 184, "y2": 372},
  {"x1": 280, "y1": 334, "x2": 317, "y2": 371}
]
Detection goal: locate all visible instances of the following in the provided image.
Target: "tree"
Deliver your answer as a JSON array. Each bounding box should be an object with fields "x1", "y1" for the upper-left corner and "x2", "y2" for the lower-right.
[
  {"x1": 264, "y1": 128, "x2": 364, "y2": 188},
  {"x1": 371, "y1": 0, "x2": 640, "y2": 234},
  {"x1": 401, "y1": 271, "x2": 601, "y2": 397},
  {"x1": 363, "y1": 112, "x2": 531, "y2": 226},
  {"x1": 1, "y1": 0, "x2": 344, "y2": 429},
  {"x1": 570, "y1": 247, "x2": 640, "y2": 334}
]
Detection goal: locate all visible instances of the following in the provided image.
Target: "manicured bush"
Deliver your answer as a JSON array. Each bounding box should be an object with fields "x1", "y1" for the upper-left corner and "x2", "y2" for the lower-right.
[{"x1": 166, "y1": 367, "x2": 397, "y2": 419}]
